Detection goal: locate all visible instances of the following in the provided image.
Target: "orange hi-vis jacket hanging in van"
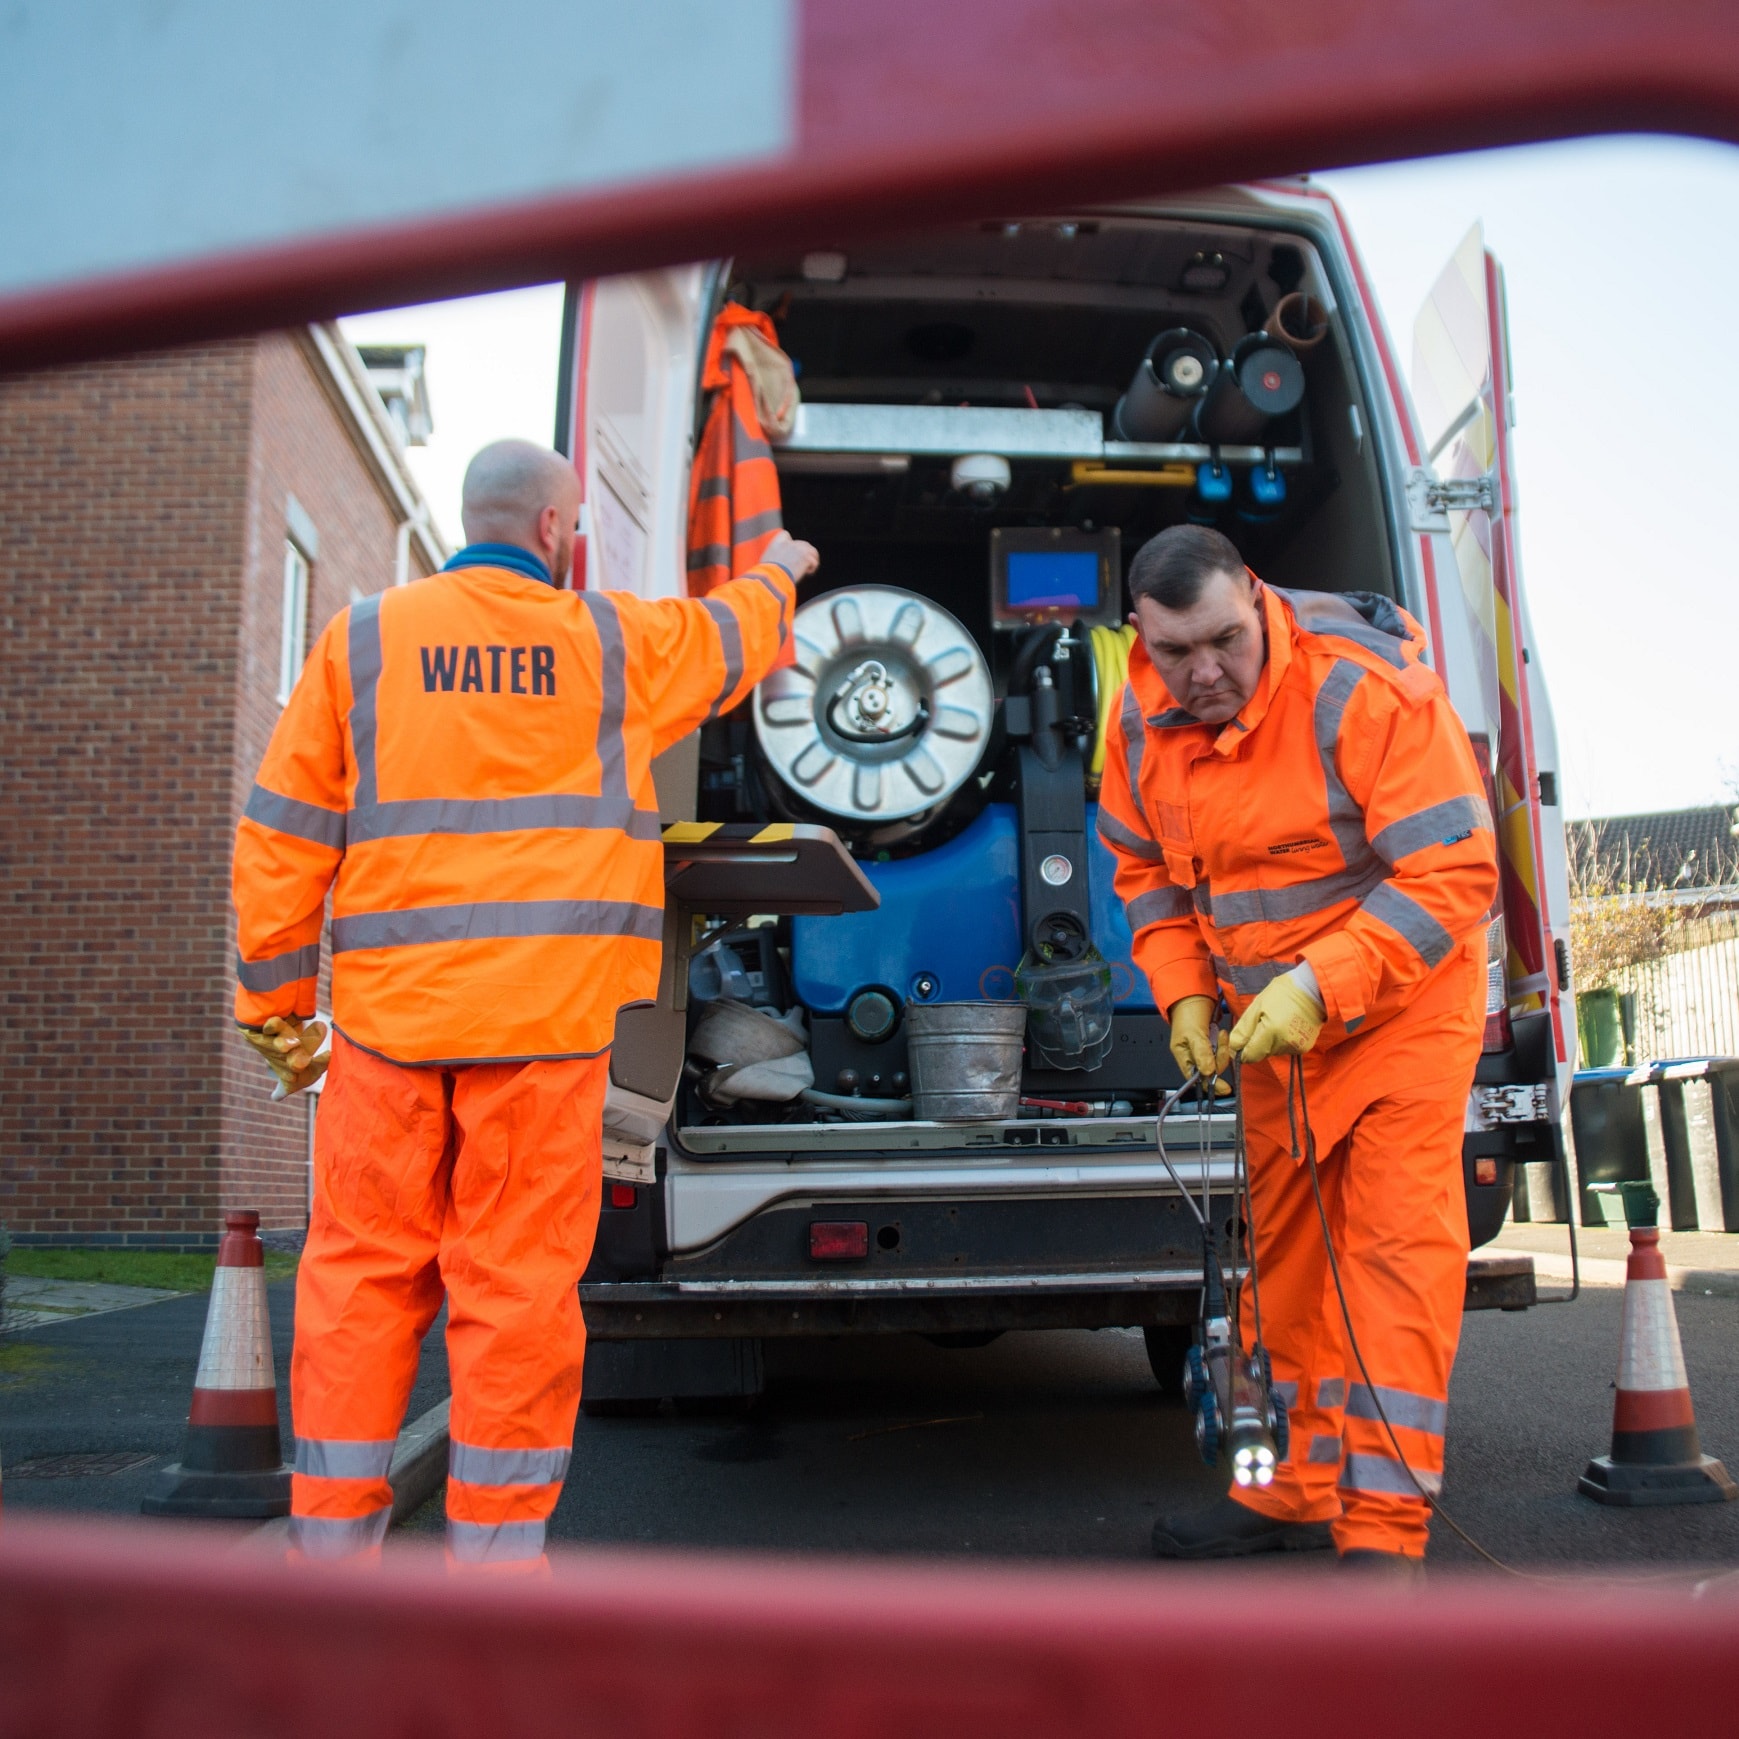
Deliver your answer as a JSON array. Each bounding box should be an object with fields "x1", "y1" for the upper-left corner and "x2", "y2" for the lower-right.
[
  {"x1": 1098, "y1": 581, "x2": 1498, "y2": 1074},
  {"x1": 233, "y1": 548, "x2": 795, "y2": 1066},
  {"x1": 687, "y1": 307, "x2": 793, "y2": 631}
]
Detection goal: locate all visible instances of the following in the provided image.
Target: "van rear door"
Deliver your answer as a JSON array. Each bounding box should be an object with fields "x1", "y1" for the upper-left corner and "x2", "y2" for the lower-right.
[
  {"x1": 557, "y1": 268, "x2": 716, "y2": 598},
  {"x1": 1411, "y1": 224, "x2": 1570, "y2": 1098}
]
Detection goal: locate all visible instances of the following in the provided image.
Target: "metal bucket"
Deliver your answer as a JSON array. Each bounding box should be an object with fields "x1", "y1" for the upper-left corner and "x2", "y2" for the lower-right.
[{"x1": 906, "y1": 1001, "x2": 1026, "y2": 1121}]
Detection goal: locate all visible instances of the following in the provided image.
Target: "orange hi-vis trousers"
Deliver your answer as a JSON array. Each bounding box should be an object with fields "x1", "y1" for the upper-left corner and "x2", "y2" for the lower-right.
[
  {"x1": 1230, "y1": 1060, "x2": 1473, "y2": 1558},
  {"x1": 289, "y1": 1035, "x2": 606, "y2": 1568}
]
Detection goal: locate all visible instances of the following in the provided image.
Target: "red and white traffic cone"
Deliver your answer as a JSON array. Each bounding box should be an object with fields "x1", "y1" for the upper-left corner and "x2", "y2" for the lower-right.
[
  {"x1": 142, "y1": 1210, "x2": 291, "y2": 1518},
  {"x1": 1580, "y1": 1182, "x2": 1736, "y2": 1506}
]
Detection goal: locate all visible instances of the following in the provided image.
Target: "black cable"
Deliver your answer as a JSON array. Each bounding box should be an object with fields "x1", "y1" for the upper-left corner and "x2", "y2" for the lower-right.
[
  {"x1": 1234, "y1": 1058, "x2": 1267, "y2": 1361},
  {"x1": 824, "y1": 689, "x2": 929, "y2": 746},
  {"x1": 1008, "y1": 623, "x2": 1064, "y2": 698}
]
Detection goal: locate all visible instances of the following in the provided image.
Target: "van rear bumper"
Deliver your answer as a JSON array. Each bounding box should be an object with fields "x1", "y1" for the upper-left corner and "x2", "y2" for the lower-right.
[
  {"x1": 579, "y1": 1252, "x2": 1535, "y2": 1339},
  {"x1": 580, "y1": 1272, "x2": 1203, "y2": 1338}
]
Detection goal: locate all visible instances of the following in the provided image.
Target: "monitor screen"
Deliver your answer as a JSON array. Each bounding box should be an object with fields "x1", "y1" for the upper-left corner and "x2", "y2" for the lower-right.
[{"x1": 1004, "y1": 550, "x2": 1101, "y2": 611}]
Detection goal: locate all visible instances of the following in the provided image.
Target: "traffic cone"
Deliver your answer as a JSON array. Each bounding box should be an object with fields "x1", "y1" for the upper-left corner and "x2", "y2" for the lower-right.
[
  {"x1": 1579, "y1": 1182, "x2": 1736, "y2": 1506},
  {"x1": 142, "y1": 1210, "x2": 291, "y2": 1518}
]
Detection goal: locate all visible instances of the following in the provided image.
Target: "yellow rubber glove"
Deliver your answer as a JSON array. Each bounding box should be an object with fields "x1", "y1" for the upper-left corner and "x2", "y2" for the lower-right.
[
  {"x1": 1228, "y1": 970, "x2": 1325, "y2": 1065},
  {"x1": 239, "y1": 1014, "x2": 329, "y2": 1098},
  {"x1": 1167, "y1": 995, "x2": 1232, "y2": 1095}
]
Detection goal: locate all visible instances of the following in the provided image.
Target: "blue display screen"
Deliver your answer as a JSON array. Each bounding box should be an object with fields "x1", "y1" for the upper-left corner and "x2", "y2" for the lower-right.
[{"x1": 1005, "y1": 550, "x2": 1100, "y2": 610}]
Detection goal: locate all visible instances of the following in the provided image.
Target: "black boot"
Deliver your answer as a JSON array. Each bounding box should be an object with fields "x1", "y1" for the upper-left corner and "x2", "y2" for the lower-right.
[
  {"x1": 1338, "y1": 1548, "x2": 1426, "y2": 1584},
  {"x1": 1151, "y1": 1494, "x2": 1335, "y2": 1560}
]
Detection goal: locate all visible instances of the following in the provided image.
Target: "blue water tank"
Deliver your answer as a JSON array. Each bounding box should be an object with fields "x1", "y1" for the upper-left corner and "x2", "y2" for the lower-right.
[{"x1": 789, "y1": 802, "x2": 1155, "y2": 1013}]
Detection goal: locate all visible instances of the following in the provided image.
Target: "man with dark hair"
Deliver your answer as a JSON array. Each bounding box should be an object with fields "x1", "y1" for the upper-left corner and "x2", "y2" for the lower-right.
[
  {"x1": 1126, "y1": 523, "x2": 1248, "y2": 615},
  {"x1": 1098, "y1": 525, "x2": 1498, "y2": 1576}
]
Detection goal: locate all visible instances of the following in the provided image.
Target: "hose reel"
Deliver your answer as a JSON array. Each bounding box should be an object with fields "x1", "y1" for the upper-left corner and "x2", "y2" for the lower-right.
[{"x1": 754, "y1": 586, "x2": 994, "y2": 825}]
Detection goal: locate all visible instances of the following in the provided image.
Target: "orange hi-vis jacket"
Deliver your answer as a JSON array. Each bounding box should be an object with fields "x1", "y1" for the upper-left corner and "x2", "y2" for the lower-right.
[
  {"x1": 233, "y1": 547, "x2": 795, "y2": 1066},
  {"x1": 1099, "y1": 581, "x2": 1499, "y2": 1065},
  {"x1": 687, "y1": 307, "x2": 786, "y2": 600}
]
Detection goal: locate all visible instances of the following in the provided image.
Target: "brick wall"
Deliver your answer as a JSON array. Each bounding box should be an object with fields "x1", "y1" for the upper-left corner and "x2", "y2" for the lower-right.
[
  {"x1": 0, "y1": 345, "x2": 253, "y2": 1244},
  {"x1": 0, "y1": 334, "x2": 409, "y2": 1245}
]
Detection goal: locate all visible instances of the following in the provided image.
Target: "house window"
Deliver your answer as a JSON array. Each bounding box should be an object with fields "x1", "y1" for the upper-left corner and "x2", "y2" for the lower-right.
[{"x1": 278, "y1": 539, "x2": 311, "y2": 705}]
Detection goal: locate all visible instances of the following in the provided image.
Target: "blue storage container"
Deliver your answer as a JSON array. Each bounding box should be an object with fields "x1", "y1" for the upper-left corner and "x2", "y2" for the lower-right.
[{"x1": 790, "y1": 803, "x2": 1155, "y2": 1013}]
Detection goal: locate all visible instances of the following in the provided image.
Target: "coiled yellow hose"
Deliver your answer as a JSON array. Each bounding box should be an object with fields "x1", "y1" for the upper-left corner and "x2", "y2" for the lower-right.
[{"x1": 1088, "y1": 623, "x2": 1136, "y2": 785}]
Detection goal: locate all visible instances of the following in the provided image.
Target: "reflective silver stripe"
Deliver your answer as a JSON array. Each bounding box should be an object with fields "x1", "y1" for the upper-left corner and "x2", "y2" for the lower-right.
[
  {"x1": 347, "y1": 593, "x2": 384, "y2": 810},
  {"x1": 1126, "y1": 887, "x2": 1193, "y2": 928},
  {"x1": 688, "y1": 543, "x2": 730, "y2": 571},
  {"x1": 1148, "y1": 707, "x2": 1199, "y2": 729},
  {"x1": 287, "y1": 1508, "x2": 391, "y2": 1559},
  {"x1": 1192, "y1": 883, "x2": 1213, "y2": 917},
  {"x1": 732, "y1": 507, "x2": 784, "y2": 542},
  {"x1": 446, "y1": 1518, "x2": 547, "y2": 1565},
  {"x1": 702, "y1": 597, "x2": 745, "y2": 721},
  {"x1": 296, "y1": 1437, "x2": 396, "y2": 1480},
  {"x1": 449, "y1": 1441, "x2": 572, "y2": 1487},
  {"x1": 1370, "y1": 794, "x2": 1494, "y2": 865},
  {"x1": 1360, "y1": 881, "x2": 1454, "y2": 968},
  {"x1": 236, "y1": 942, "x2": 320, "y2": 992},
  {"x1": 245, "y1": 784, "x2": 347, "y2": 850},
  {"x1": 331, "y1": 898, "x2": 663, "y2": 953},
  {"x1": 1308, "y1": 1432, "x2": 1343, "y2": 1465},
  {"x1": 1271, "y1": 1379, "x2": 1299, "y2": 1410},
  {"x1": 1206, "y1": 861, "x2": 1388, "y2": 929},
  {"x1": 731, "y1": 410, "x2": 772, "y2": 464},
  {"x1": 1312, "y1": 658, "x2": 1375, "y2": 874},
  {"x1": 1340, "y1": 1451, "x2": 1441, "y2": 1498},
  {"x1": 579, "y1": 593, "x2": 630, "y2": 804},
  {"x1": 744, "y1": 568, "x2": 792, "y2": 647},
  {"x1": 1118, "y1": 684, "x2": 1145, "y2": 812},
  {"x1": 345, "y1": 794, "x2": 661, "y2": 844},
  {"x1": 1317, "y1": 1377, "x2": 1347, "y2": 1408},
  {"x1": 1213, "y1": 955, "x2": 1286, "y2": 996},
  {"x1": 695, "y1": 475, "x2": 731, "y2": 501},
  {"x1": 1347, "y1": 1382, "x2": 1449, "y2": 1437},
  {"x1": 1095, "y1": 806, "x2": 1163, "y2": 861}
]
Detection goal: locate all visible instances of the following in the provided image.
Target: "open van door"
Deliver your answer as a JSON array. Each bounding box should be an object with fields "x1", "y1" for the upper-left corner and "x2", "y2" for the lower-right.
[
  {"x1": 557, "y1": 266, "x2": 717, "y2": 598},
  {"x1": 557, "y1": 268, "x2": 718, "y2": 1191},
  {"x1": 1411, "y1": 225, "x2": 1570, "y2": 1089}
]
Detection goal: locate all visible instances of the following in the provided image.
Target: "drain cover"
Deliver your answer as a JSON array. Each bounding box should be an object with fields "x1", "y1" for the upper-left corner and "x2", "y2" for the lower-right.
[{"x1": 7, "y1": 1451, "x2": 160, "y2": 1479}]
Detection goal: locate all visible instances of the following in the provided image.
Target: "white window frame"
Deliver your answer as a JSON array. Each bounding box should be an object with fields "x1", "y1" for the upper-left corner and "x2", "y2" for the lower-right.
[{"x1": 278, "y1": 538, "x2": 311, "y2": 705}]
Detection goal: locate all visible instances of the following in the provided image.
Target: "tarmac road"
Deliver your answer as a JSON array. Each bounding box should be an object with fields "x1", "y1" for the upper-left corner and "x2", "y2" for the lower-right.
[
  {"x1": 499, "y1": 1290, "x2": 1739, "y2": 1575},
  {"x1": 8, "y1": 1272, "x2": 1739, "y2": 1578}
]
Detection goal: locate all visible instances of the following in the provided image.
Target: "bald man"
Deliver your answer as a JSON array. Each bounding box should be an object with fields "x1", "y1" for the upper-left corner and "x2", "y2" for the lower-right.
[{"x1": 234, "y1": 440, "x2": 816, "y2": 1568}]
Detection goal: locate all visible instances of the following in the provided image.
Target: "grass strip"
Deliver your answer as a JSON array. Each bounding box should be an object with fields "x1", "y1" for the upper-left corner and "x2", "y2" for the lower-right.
[{"x1": 5, "y1": 1248, "x2": 298, "y2": 1291}]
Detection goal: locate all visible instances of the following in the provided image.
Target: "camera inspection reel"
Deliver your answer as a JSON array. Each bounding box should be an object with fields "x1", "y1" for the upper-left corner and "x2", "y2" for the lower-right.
[{"x1": 1154, "y1": 1060, "x2": 1287, "y2": 1492}]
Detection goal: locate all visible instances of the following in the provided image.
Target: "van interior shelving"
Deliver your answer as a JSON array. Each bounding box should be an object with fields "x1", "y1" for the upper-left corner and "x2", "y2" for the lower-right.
[{"x1": 676, "y1": 212, "x2": 1403, "y2": 1147}]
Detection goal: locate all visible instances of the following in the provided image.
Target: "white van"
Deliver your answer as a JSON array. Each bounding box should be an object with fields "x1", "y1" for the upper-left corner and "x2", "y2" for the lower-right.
[{"x1": 558, "y1": 181, "x2": 1573, "y2": 1409}]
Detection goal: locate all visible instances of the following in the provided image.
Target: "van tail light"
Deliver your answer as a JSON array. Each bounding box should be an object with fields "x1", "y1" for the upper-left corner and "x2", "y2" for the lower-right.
[
  {"x1": 1467, "y1": 734, "x2": 1512, "y2": 1055},
  {"x1": 1482, "y1": 911, "x2": 1511, "y2": 1052},
  {"x1": 810, "y1": 1221, "x2": 869, "y2": 1260}
]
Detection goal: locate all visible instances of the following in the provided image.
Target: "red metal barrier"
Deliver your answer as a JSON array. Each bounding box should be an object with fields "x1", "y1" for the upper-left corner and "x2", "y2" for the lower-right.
[
  {"x1": 2, "y1": 1515, "x2": 1736, "y2": 1738},
  {"x1": 2, "y1": 0, "x2": 1737, "y2": 370}
]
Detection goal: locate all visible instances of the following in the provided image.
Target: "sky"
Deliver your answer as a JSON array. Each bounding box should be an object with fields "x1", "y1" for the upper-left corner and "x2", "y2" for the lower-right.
[{"x1": 341, "y1": 134, "x2": 1739, "y2": 822}]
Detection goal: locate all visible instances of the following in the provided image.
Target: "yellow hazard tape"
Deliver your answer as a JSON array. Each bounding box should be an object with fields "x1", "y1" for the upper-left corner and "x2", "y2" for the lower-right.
[
  {"x1": 750, "y1": 823, "x2": 796, "y2": 843},
  {"x1": 662, "y1": 821, "x2": 722, "y2": 843}
]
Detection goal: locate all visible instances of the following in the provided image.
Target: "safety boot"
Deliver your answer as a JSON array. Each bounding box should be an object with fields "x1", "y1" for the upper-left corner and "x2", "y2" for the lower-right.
[
  {"x1": 1151, "y1": 1494, "x2": 1334, "y2": 1560},
  {"x1": 1337, "y1": 1548, "x2": 1426, "y2": 1584}
]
